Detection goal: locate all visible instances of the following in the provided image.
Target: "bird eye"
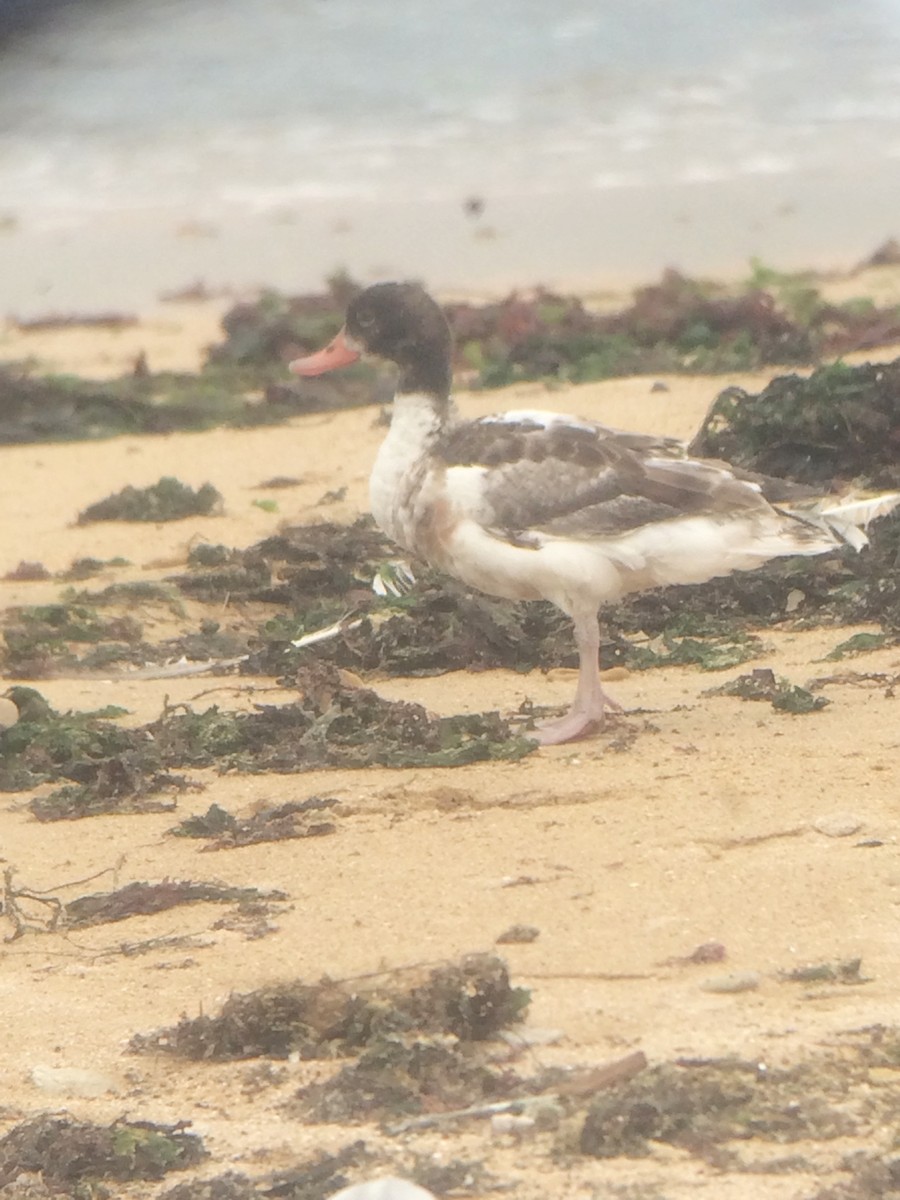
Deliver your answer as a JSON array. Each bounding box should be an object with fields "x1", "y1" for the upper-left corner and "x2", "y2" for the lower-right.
[{"x1": 355, "y1": 311, "x2": 375, "y2": 330}]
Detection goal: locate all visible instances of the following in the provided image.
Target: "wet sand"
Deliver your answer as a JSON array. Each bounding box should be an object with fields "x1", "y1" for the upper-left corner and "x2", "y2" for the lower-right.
[{"x1": 4, "y1": 166, "x2": 900, "y2": 316}]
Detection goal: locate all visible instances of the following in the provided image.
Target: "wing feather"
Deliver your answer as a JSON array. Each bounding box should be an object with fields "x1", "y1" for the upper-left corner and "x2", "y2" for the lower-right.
[{"x1": 435, "y1": 412, "x2": 771, "y2": 538}]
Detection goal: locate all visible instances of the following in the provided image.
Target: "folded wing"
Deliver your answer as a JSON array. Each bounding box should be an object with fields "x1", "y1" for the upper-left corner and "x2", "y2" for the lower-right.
[{"x1": 436, "y1": 410, "x2": 781, "y2": 539}]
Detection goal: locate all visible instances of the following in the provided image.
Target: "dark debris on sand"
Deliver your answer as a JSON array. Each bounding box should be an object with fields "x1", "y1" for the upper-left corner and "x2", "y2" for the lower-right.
[
  {"x1": 705, "y1": 667, "x2": 829, "y2": 714},
  {"x1": 131, "y1": 954, "x2": 532, "y2": 1126},
  {"x1": 690, "y1": 360, "x2": 900, "y2": 490},
  {"x1": 578, "y1": 1054, "x2": 875, "y2": 1162},
  {"x1": 570, "y1": 1029, "x2": 900, "y2": 1181},
  {"x1": 157, "y1": 1142, "x2": 370, "y2": 1200},
  {"x1": 78, "y1": 476, "x2": 223, "y2": 524},
  {"x1": 130, "y1": 953, "x2": 529, "y2": 1061},
  {"x1": 0, "y1": 362, "x2": 295, "y2": 445},
  {"x1": 174, "y1": 518, "x2": 393, "y2": 606},
  {"x1": 169, "y1": 797, "x2": 340, "y2": 849},
  {"x1": 810, "y1": 1155, "x2": 900, "y2": 1200},
  {"x1": 0, "y1": 685, "x2": 187, "y2": 812},
  {"x1": 0, "y1": 668, "x2": 534, "y2": 819},
  {"x1": 63, "y1": 879, "x2": 287, "y2": 929},
  {"x1": 147, "y1": 662, "x2": 534, "y2": 771},
  {"x1": 0, "y1": 1116, "x2": 206, "y2": 1191}
]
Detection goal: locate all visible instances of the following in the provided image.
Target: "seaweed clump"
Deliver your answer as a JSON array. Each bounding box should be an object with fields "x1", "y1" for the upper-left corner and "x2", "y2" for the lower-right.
[
  {"x1": 0, "y1": 1116, "x2": 205, "y2": 1190},
  {"x1": 1, "y1": 599, "x2": 144, "y2": 677},
  {"x1": 448, "y1": 272, "x2": 817, "y2": 386},
  {"x1": 3, "y1": 264, "x2": 899, "y2": 450},
  {"x1": 706, "y1": 667, "x2": 830, "y2": 713},
  {"x1": 579, "y1": 1059, "x2": 857, "y2": 1160},
  {"x1": 811, "y1": 1155, "x2": 900, "y2": 1200},
  {"x1": 0, "y1": 672, "x2": 534, "y2": 820},
  {"x1": 206, "y1": 277, "x2": 354, "y2": 367},
  {"x1": 690, "y1": 360, "x2": 900, "y2": 490},
  {"x1": 0, "y1": 685, "x2": 193, "y2": 820},
  {"x1": 158, "y1": 1143, "x2": 368, "y2": 1200},
  {"x1": 687, "y1": 360, "x2": 900, "y2": 632},
  {"x1": 63, "y1": 880, "x2": 287, "y2": 928},
  {"x1": 169, "y1": 797, "x2": 339, "y2": 849},
  {"x1": 132, "y1": 954, "x2": 530, "y2": 1124},
  {"x1": 78, "y1": 476, "x2": 223, "y2": 523},
  {"x1": 148, "y1": 663, "x2": 535, "y2": 772},
  {"x1": 175, "y1": 518, "x2": 393, "y2": 606},
  {"x1": 0, "y1": 361, "x2": 291, "y2": 445},
  {"x1": 131, "y1": 953, "x2": 528, "y2": 1061},
  {"x1": 208, "y1": 267, "x2": 900, "y2": 390}
]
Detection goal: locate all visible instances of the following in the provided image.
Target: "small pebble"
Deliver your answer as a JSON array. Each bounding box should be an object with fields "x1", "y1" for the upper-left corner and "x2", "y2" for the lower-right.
[
  {"x1": 496, "y1": 923, "x2": 540, "y2": 944},
  {"x1": 499, "y1": 1026, "x2": 564, "y2": 1048},
  {"x1": 491, "y1": 1113, "x2": 536, "y2": 1137},
  {"x1": 812, "y1": 813, "x2": 863, "y2": 838},
  {"x1": 699, "y1": 971, "x2": 761, "y2": 994},
  {"x1": 688, "y1": 941, "x2": 727, "y2": 964}
]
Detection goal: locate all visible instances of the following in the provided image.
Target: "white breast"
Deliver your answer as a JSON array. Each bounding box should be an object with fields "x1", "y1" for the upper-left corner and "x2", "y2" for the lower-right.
[{"x1": 369, "y1": 392, "x2": 446, "y2": 548}]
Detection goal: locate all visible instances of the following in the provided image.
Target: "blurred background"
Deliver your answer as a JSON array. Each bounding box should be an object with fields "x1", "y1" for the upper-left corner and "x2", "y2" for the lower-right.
[{"x1": 2, "y1": 0, "x2": 900, "y2": 312}]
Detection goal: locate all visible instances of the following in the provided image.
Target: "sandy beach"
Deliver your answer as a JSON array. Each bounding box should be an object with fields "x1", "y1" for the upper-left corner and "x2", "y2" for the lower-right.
[{"x1": 0, "y1": 278, "x2": 899, "y2": 1199}]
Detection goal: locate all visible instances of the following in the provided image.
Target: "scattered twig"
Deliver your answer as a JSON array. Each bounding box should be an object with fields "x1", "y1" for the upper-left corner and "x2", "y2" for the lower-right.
[
  {"x1": 552, "y1": 1050, "x2": 648, "y2": 1098},
  {"x1": 386, "y1": 1098, "x2": 533, "y2": 1135},
  {"x1": 22, "y1": 859, "x2": 124, "y2": 896},
  {"x1": 806, "y1": 671, "x2": 898, "y2": 694},
  {"x1": 695, "y1": 825, "x2": 807, "y2": 851},
  {"x1": 2, "y1": 866, "x2": 64, "y2": 940},
  {"x1": 519, "y1": 970, "x2": 653, "y2": 981}
]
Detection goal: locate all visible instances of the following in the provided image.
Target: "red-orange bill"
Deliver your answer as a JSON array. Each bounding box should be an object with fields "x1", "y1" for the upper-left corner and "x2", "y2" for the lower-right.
[{"x1": 289, "y1": 328, "x2": 360, "y2": 376}]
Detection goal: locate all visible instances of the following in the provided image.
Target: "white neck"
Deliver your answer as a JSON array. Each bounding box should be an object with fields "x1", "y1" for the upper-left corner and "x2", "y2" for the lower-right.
[{"x1": 369, "y1": 390, "x2": 456, "y2": 548}]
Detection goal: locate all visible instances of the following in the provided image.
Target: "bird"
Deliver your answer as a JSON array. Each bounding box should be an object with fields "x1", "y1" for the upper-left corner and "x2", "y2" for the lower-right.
[{"x1": 290, "y1": 281, "x2": 900, "y2": 745}]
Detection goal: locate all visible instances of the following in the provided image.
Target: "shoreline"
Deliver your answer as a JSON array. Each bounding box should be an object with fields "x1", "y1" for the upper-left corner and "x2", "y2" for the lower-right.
[
  {"x1": 2, "y1": 258, "x2": 899, "y2": 387},
  {"x1": 4, "y1": 166, "x2": 900, "y2": 316}
]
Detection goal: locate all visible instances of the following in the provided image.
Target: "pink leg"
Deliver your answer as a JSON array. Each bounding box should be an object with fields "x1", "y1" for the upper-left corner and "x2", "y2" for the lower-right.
[{"x1": 531, "y1": 610, "x2": 621, "y2": 746}]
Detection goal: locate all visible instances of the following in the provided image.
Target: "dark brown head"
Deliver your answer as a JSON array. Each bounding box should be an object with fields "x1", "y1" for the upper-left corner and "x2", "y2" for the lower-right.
[{"x1": 290, "y1": 281, "x2": 453, "y2": 399}]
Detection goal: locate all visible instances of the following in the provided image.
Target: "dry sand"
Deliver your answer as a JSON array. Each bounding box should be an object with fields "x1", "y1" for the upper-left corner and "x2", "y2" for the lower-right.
[{"x1": 0, "y1": 293, "x2": 899, "y2": 1199}]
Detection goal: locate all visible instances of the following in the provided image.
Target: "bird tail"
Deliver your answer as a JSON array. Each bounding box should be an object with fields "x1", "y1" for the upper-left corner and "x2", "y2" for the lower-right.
[{"x1": 780, "y1": 490, "x2": 900, "y2": 552}]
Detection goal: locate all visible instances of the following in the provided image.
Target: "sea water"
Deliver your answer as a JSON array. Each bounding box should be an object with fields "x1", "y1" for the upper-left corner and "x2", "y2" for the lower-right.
[{"x1": 1, "y1": 0, "x2": 900, "y2": 310}]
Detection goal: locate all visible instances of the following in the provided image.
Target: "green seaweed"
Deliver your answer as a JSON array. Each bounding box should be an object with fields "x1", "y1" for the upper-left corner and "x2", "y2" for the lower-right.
[
  {"x1": 0, "y1": 1115, "x2": 205, "y2": 1188},
  {"x1": 823, "y1": 631, "x2": 889, "y2": 660},
  {"x1": 690, "y1": 360, "x2": 900, "y2": 490},
  {"x1": 78, "y1": 476, "x2": 223, "y2": 523},
  {"x1": 0, "y1": 668, "x2": 535, "y2": 818},
  {"x1": 707, "y1": 670, "x2": 830, "y2": 714},
  {"x1": 627, "y1": 631, "x2": 763, "y2": 673}
]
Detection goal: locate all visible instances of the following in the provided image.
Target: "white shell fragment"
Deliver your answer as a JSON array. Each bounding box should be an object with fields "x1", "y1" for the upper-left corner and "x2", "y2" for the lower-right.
[
  {"x1": 330, "y1": 1180, "x2": 436, "y2": 1200},
  {"x1": 289, "y1": 616, "x2": 363, "y2": 649},
  {"x1": 699, "y1": 971, "x2": 761, "y2": 994}
]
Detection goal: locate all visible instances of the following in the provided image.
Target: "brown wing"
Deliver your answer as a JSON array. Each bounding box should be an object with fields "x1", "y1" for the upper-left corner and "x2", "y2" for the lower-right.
[{"x1": 435, "y1": 415, "x2": 773, "y2": 538}]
